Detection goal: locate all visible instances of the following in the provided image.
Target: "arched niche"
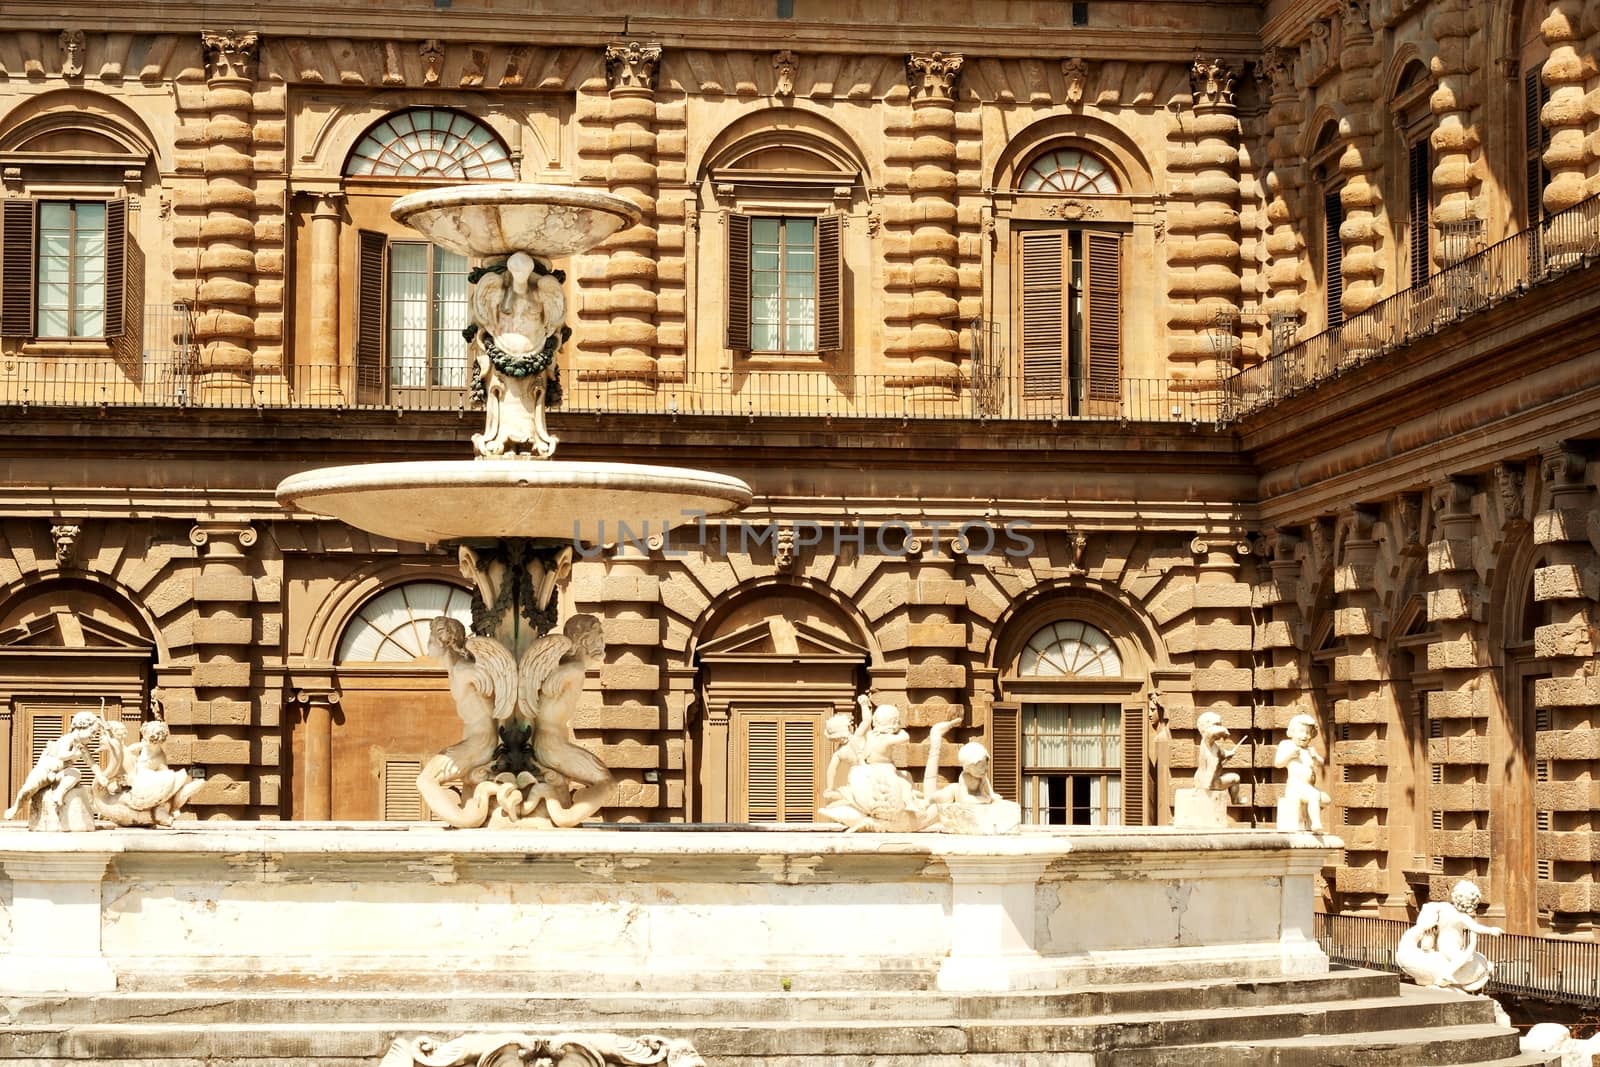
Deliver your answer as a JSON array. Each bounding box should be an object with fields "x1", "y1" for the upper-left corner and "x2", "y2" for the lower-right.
[
  {"x1": 989, "y1": 114, "x2": 1154, "y2": 199},
  {"x1": 0, "y1": 578, "x2": 157, "y2": 808},
  {"x1": 690, "y1": 580, "x2": 873, "y2": 824},
  {"x1": 0, "y1": 89, "x2": 165, "y2": 172}
]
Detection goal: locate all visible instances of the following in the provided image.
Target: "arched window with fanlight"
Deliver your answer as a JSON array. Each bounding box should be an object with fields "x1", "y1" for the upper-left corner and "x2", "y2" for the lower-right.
[
  {"x1": 992, "y1": 617, "x2": 1147, "y2": 826},
  {"x1": 1012, "y1": 145, "x2": 1124, "y2": 412},
  {"x1": 345, "y1": 109, "x2": 513, "y2": 404},
  {"x1": 335, "y1": 581, "x2": 473, "y2": 663}
]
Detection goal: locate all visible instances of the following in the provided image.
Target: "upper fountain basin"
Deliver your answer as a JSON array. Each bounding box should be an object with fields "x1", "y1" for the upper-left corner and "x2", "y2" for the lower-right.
[
  {"x1": 389, "y1": 183, "x2": 642, "y2": 259},
  {"x1": 275, "y1": 460, "x2": 752, "y2": 545}
]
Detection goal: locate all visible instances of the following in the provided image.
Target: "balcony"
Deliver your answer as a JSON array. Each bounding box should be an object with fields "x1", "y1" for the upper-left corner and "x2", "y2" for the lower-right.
[{"x1": 1226, "y1": 193, "x2": 1600, "y2": 420}]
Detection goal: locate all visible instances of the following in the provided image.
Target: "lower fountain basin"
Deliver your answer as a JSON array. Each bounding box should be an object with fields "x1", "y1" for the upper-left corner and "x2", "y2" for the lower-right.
[{"x1": 275, "y1": 460, "x2": 752, "y2": 545}]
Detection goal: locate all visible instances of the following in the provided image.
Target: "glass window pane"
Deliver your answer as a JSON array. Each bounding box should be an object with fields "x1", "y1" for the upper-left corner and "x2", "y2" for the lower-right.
[
  {"x1": 75, "y1": 306, "x2": 104, "y2": 337},
  {"x1": 750, "y1": 322, "x2": 780, "y2": 351},
  {"x1": 37, "y1": 308, "x2": 69, "y2": 336},
  {"x1": 751, "y1": 248, "x2": 780, "y2": 271},
  {"x1": 74, "y1": 201, "x2": 105, "y2": 231},
  {"x1": 785, "y1": 322, "x2": 815, "y2": 352},
  {"x1": 751, "y1": 271, "x2": 779, "y2": 298},
  {"x1": 784, "y1": 272, "x2": 814, "y2": 298},
  {"x1": 785, "y1": 218, "x2": 816, "y2": 244},
  {"x1": 752, "y1": 218, "x2": 781, "y2": 245},
  {"x1": 39, "y1": 202, "x2": 70, "y2": 228}
]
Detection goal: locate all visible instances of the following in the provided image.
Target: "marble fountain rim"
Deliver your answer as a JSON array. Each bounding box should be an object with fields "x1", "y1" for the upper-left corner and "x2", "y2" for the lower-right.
[
  {"x1": 274, "y1": 459, "x2": 753, "y2": 545},
  {"x1": 389, "y1": 182, "x2": 643, "y2": 258}
]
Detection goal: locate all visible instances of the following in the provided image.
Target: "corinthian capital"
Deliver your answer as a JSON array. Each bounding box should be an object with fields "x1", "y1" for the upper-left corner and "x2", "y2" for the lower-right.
[
  {"x1": 604, "y1": 42, "x2": 662, "y2": 92},
  {"x1": 202, "y1": 30, "x2": 259, "y2": 83},
  {"x1": 1338, "y1": 0, "x2": 1374, "y2": 37},
  {"x1": 1189, "y1": 58, "x2": 1237, "y2": 107},
  {"x1": 905, "y1": 50, "x2": 964, "y2": 103},
  {"x1": 1260, "y1": 46, "x2": 1297, "y2": 98}
]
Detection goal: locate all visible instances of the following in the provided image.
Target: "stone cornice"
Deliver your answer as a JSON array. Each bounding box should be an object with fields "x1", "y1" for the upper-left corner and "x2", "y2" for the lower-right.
[{"x1": 1259, "y1": 0, "x2": 1341, "y2": 46}]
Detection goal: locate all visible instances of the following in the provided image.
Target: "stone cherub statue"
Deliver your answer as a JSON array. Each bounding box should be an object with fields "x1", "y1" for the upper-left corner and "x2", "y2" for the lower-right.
[
  {"x1": 1395, "y1": 880, "x2": 1502, "y2": 993},
  {"x1": 93, "y1": 719, "x2": 204, "y2": 827},
  {"x1": 817, "y1": 694, "x2": 1019, "y2": 835},
  {"x1": 417, "y1": 613, "x2": 614, "y2": 829},
  {"x1": 1175, "y1": 709, "x2": 1245, "y2": 826},
  {"x1": 1274, "y1": 712, "x2": 1330, "y2": 832},
  {"x1": 4, "y1": 710, "x2": 104, "y2": 831}
]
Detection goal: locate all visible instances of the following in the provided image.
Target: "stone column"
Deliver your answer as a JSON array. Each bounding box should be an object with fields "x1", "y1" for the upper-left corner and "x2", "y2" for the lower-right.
[
  {"x1": 1425, "y1": 480, "x2": 1494, "y2": 911},
  {"x1": 587, "y1": 42, "x2": 661, "y2": 395},
  {"x1": 1426, "y1": 0, "x2": 1483, "y2": 253},
  {"x1": 292, "y1": 687, "x2": 340, "y2": 821},
  {"x1": 306, "y1": 191, "x2": 344, "y2": 402},
  {"x1": 1330, "y1": 508, "x2": 1388, "y2": 911},
  {"x1": 1337, "y1": 1, "x2": 1386, "y2": 342},
  {"x1": 1253, "y1": 530, "x2": 1307, "y2": 828},
  {"x1": 1260, "y1": 49, "x2": 1307, "y2": 364},
  {"x1": 188, "y1": 522, "x2": 260, "y2": 818},
  {"x1": 885, "y1": 51, "x2": 964, "y2": 397},
  {"x1": 1168, "y1": 60, "x2": 1242, "y2": 388},
  {"x1": 1540, "y1": 0, "x2": 1592, "y2": 257},
  {"x1": 1532, "y1": 444, "x2": 1597, "y2": 923},
  {"x1": 193, "y1": 32, "x2": 260, "y2": 403}
]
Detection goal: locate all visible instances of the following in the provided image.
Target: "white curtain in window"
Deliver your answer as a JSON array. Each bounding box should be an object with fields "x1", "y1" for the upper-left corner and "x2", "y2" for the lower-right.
[
  {"x1": 35, "y1": 201, "x2": 106, "y2": 338},
  {"x1": 388, "y1": 243, "x2": 430, "y2": 387}
]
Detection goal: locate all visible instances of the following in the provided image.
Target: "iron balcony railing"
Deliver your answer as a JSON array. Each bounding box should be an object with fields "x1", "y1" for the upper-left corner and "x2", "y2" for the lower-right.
[
  {"x1": 0, "y1": 352, "x2": 1228, "y2": 424},
  {"x1": 1227, "y1": 192, "x2": 1600, "y2": 419},
  {"x1": 1316, "y1": 911, "x2": 1600, "y2": 1008}
]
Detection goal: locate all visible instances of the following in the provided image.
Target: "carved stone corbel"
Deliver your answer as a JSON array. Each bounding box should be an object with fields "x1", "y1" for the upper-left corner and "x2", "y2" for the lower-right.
[
  {"x1": 1065, "y1": 529, "x2": 1088, "y2": 576},
  {"x1": 419, "y1": 39, "x2": 444, "y2": 85},
  {"x1": 58, "y1": 30, "x2": 85, "y2": 79},
  {"x1": 773, "y1": 526, "x2": 798, "y2": 573},
  {"x1": 1394, "y1": 493, "x2": 1424, "y2": 557},
  {"x1": 772, "y1": 49, "x2": 797, "y2": 97},
  {"x1": 1061, "y1": 57, "x2": 1089, "y2": 104},
  {"x1": 50, "y1": 523, "x2": 81, "y2": 567},
  {"x1": 1494, "y1": 461, "x2": 1528, "y2": 529}
]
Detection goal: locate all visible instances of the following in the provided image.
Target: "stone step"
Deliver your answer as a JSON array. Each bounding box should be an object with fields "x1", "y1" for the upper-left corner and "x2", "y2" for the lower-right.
[
  {"x1": 0, "y1": 998, "x2": 1514, "y2": 1063},
  {"x1": 0, "y1": 970, "x2": 1400, "y2": 1027},
  {"x1": 1103, "y1": 1023, "x2": 1526, "y2": 1066}
]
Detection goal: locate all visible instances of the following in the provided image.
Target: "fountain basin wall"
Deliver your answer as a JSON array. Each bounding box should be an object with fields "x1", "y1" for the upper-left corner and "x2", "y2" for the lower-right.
[{"x1": 0, "y1": 825, "x2": 1333, "y2": 995}]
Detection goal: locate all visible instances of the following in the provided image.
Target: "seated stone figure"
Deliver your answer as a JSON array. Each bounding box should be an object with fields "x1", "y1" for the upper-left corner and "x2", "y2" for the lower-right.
[
  {"x1": 94, "y1": 720, "x2": 204, "y2": 828},
  {"x1": 1395, "y1": 880, "x2": 1502, "y2": 994},
  {"x1": 924, "y1": 720, "x2": 1022, "y2": 836},
  {"x1": 5, "y1": 710, "x2": 103, "y2": 831}
]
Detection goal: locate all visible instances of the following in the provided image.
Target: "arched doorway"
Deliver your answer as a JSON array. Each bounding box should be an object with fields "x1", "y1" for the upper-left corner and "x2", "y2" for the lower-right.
[{"x1": 692, "y1": 586, "x2": 872, "y2": 823}]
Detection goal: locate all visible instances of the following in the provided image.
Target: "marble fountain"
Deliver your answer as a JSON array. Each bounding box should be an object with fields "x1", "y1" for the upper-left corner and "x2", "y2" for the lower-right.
[{"x1": 0, "y1": 184, "x2": 1539, "y2": 1066}]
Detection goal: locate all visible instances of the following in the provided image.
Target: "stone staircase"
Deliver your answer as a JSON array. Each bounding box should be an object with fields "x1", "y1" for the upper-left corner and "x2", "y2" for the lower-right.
[{"x1": 0, "y1": 969, "x2": 1557, "y2": 1066}]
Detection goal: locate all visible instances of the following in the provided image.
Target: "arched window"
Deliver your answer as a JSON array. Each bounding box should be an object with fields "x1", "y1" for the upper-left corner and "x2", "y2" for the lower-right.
[
  {"x1": 1017, "y1": 148, "x2": 1119, "y2": 194},
  {"x1": 1018, "y1": 619, "x2": 1122, "y2": 677},
  {"x1": 335, "y1": 581, "x2": 472, "y2": 663},
  {"x1": 345, "y1": 109, "x2": 514, "y2": 180}
]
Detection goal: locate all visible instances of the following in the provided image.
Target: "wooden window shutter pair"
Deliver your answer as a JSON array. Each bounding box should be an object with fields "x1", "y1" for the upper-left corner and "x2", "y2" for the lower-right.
[
  {"x1": 725, "y1": 212, "x2": 844, "y2": 352},
  {"x1": 356, "y1": 230, "x2": 387, "y2": 388},
  {"x1": 740, "y1": 713, "x2": 819, "y2": 822},
  {"x1": 0, "y1": 198, "x2": 128, "y2": 338},
  {"x1": 988, "y1": 702, "x2": 1022, "y2": 802},
  {"x1": 1324, "y1": 188, "x2": 1345, "y2": 328},
  {"x1": 1524, "y1": 66, "x2": 1552, "y2": 228},
  {"x1": 1018, "y1": 229, "x2": 1122, "y2": 400}
]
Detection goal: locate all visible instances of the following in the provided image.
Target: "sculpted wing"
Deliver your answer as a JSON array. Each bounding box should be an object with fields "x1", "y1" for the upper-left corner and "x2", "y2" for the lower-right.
[
  {"x1": 464, "y1": 634, "x2": 519, "y2": 724},
  {"x1": 516, "y1": 633, "x2": 574, "y2": 723}
]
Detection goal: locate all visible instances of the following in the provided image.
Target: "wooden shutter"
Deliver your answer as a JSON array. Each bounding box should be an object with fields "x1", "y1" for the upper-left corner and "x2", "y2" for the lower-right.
[
  {"x1": 726, "y1": 212, "x2": 751, "y2": 350},
  {"x1": 1084, "y1": 231, "x2": 1122, "y2": 400},
  {"x1": 381, "y1": 758, "x2": 424, "y2": 821},
  {"x1": 989, "y1": 702, "x2": 1021, "y2": 803},
  {"x1": 816, "y1": 213, "x2": 843, "y2": 351},
  {"x1": 104, "y1": 198, "x2": 127, "y2": 338},
  {"x1": 744, "y1": 717, "x2": 780, "y2": 821},
  {"x1": 1323, "y1": 187, "x2": 1344, "y2": 328},
  {"x1": 781, "y1": 718, "x2": 818, "y2": 823},
  {"x1": 356, "y1": 230, "x2": 386, "y2": 389},
  {"x1": 1, "y1": 199, "x2": 35, "y2": 337},
  {"x1": 1407, "y1": 139, "x2": 1430, "y2": 288},
  {"x1": 1525, "y1": 66, "x2": 1551, "y2": 227},
  {"x1": 1120, "y1": 704, "x2": 1146, "y2": 826},
  {"x1": 1019, "y1": 230, "x2": 1066, "y2": 397}
]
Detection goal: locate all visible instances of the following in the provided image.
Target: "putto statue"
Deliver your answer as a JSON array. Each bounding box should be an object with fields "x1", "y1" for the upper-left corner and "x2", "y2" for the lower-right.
[
  {"x1": 4, "y1": 710, "x2": 104, "y2": 831},
  {"x1": 465, "y1": 251, "x2": 569, "y2": 459},
  {"x1": 1395, "y1": 880, "x2": 1503, "y2": 994},
  {"x1": 417, "y1": 613, "x2": 614, "y2": 829},
  {"x1": 5, "y1": 706, "x2": 202, "y2": 831},
  {"x1": 817, "y1": 694, "x2": 1020, "y2": 835},
  {"x1": 380, "y1": 1031, "x2": 704, "y2": 1067},
  {"x1": 1274, "y1": 713, "x2": 1330, "y2": 832},
  {"x1": 1174, "y1": 710, "x2": 1243, "y2": 827},
  {"x1": 93, "y1": 720, "x2": 204, "y2": 827}
]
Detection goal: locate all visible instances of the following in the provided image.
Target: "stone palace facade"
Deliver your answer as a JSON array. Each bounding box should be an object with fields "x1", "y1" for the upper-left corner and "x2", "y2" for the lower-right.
[{"x1": 0, "y1": 0, "x2": 1598, "y2": 938}]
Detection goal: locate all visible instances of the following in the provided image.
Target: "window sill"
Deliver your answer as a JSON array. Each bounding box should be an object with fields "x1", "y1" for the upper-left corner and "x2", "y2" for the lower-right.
[
  {"x1": 742, "y1": 351, "x2": 830, "y2": 368},
  {"x1": 19, "y1": 340, "x2": 114, "y2": 357}
]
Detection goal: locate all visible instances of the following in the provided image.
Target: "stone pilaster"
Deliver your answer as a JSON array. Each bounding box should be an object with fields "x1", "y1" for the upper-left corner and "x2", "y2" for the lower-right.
[
  {"x1": 186, "y1": 521, "x2": 263, "y2": 818},
  {"x1": 1260, "y1": 48, "x2": 1306, "y2": 350},
  {"x1": 1336, "y1": 2, "x2": 1386, "y2": 337},
  {"x1": 578, "y1": 42, "x2": 662, "y2": 393},
  {"x1": 1167, "y1": 60, "x2": 1242, "y2": 387},
  {"x1": 1424, "y1": 479, "x2": 1492, "y2": 904},
  {"x1": 883, "y1": 51, "x2": 964, "y2": 395},
  {"x1": 1166, "y1": 538, "x2": 1256, "y2": 816},
  {"x1": 1330, "y1": 507, "x2": 1388, "y2": 908},
  {"x1": 1532, "y1": 444, "x2": 1598, "y2": 922},
  {"x1": 1426, "y1": 0, "x2": 1484, "y2": 247},
  {"x1": 1252, "y1": 530, "x2": 1307, "y2": 826},
  {"x1": 905, "y1": 571, "x2": 969, "y2": 722},
  {"x1": 192, "y1": 32, "x2": 262, "y2": 402}
]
